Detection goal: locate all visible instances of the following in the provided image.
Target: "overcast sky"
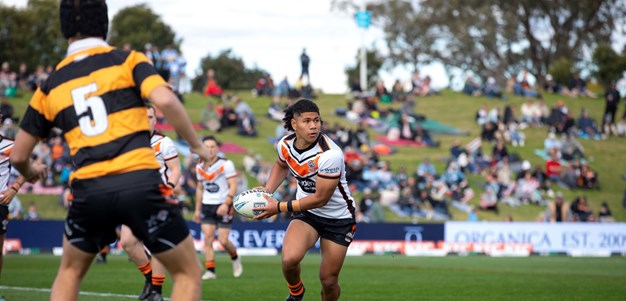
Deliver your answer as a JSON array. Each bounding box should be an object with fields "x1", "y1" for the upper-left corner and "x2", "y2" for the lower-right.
[{"x1": 3, "y1": 0, "x2": 451, "y2": 94}]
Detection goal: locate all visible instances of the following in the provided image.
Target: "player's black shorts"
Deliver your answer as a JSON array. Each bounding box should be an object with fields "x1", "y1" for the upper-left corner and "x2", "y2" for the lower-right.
[
  {"x1": 293, "y1": 211, "x2": 356, "y2": 247},
  {"x1": 66, "y1": 170, "x2": 189, "y2": 254},
  {"x1": 0, "y1": 205, "x2": 8, "y2": 235},
  {"x1": 200, "y1": 204, "x2": 233, "y2": 227}
]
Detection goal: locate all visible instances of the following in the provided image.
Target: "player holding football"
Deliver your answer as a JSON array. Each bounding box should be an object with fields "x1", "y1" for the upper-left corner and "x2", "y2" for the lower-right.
[
  {"x1": 193, "y1": 136, "x2": 243, "y2": 280},
  {"x1": 0, "y1": 131, "x2": 42, "y2": 280},
  {"x1": 119, "y1": 105, "x2": 181, "y2": 301},
  {"x1": 254, "y1": 99, "x2": 357, "y2": 301},
  {"x1": 10, "y1": 1, "x2": 210, "y2": 300}
]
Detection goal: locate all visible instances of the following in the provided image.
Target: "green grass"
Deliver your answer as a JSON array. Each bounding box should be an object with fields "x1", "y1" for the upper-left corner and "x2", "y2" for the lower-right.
[
  {"x1": 1, "y1": 254, "x2": 625, "y2": 300},
  {"x1": 8, "y1": 89, "x2": 626, "y2": 222}
]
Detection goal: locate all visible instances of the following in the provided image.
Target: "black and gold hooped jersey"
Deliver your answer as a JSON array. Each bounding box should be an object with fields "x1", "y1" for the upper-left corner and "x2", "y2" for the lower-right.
[{"x1": 19, "y1": 38, "x2": 166, "y2": 192}]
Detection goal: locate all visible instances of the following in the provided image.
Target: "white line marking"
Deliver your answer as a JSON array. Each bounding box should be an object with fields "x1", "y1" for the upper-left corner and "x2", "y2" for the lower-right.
[{"x1": 0, "y1": 285, "x2": 212, "y2": 301}]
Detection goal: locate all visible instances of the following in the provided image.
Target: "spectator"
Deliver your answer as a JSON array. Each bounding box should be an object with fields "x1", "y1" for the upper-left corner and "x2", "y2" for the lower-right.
[
  {"x1": 0, "y1": 118, "x2": 16, "y2": 140},
  {"x1": 7, "y1": 195, "x2": 23, "y2": 219},
  {"x1": 545, "y1": 151, "x2": 562, "y2": 182},
  {"x1": 24, "y1": 202, "x2": 41, "y2": 221},
  {"x1": 0, "y1": 62, "x2": 17, "y2": 93},
  {"x1": 570, "y1": 196, "x2": 593, "y2": 221},
  {"x1": 491, "y1": 139, "x2": 509, "y2": 162},
  {"x1": 617, "y1": 118, "x2": 626, "y2": 136},
  {"x1": 577, "y1": 109, "x2": 601, "y2": 140},
  {"x1": 545, "y1": 193, "x2": 569, "y2": 222},
  {"x1": 598, "y1": 202, "x2": 614, "y2": 222},
  {"x1": 203, "y1": 69, "x2": 223, "y2": 98},
  {"x1": 564, "y1": 73, "x2": 596, "y2": 98},
  {"x1": 17, "y1": 63, "x2": 29, "y2": 91},
  {"x1": 544, "y1": 132, "x2": 562, "y2": 155},
  {"x1": 561, "y1": 134, "x2": 584, "y2": 161},
  {"x1": 374, "y1": 80, "x2": 391, "y2": 103},
  {"x1": 200, "y1": 101, "x2": 221, "y2": 132},
  {"x1": 520, "y1": 99, "x2": 536, "y2": 125},
  {"x1": 411, "y1": 70, "x2": 423, "y2": 95},
  {"x1": 479, "y1": 174, "x2": 499, "y2": 214},
  {"x1": 300, "y1": 48, "x2": 310, "y2": 79},
  {"x1": 482, "y1": 77, "x2": 502, "y2": 99},
  {"x1": 275, "y1": 76, "x2": 290, "y2": 98},
  {"x1": 0, "y1": 97, "x2": 14, "y2": 123},
  {"x1": 220, "y1": 100, "x2": 238, "y2": 128},
  {"x1": 577, "y1": 163, "x2": 599, "y2": 190},
  {"x1": 514, "y1": 171, "x2": 542, "y2": 205},
  {"x1": 602, "y1": 82, "x2": 620, "y2": 136},
  {"x1": 237, "y1": 112, "x2": 257, "y2": 137},
  {"x1": 159, "y1": 44, "x2": 179, "y2": 82},
  {"x1": 267, "y1": 96, "x2": 285, "y2": 122},
  {"x1": 463, "y1": 75, "x2": 481, "y2": 96},
  {"x1": 543, "y1": 74, "x2": 560, "y2": 93},
  {"x1": 233, "y1": 96, "x2": 255, "y2": 122},
  {"x1": 417, "y1": 158, "x2": 436, "y2": 177}
]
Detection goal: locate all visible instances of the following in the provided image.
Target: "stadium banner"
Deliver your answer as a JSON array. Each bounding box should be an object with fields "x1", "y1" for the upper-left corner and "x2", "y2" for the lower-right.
[
  {"x1": 445, "y1": 222, "x2": 626, "y2": 253},
  {"x1": 188, "y1": 222, "x2": 445, "y2": 251},
  {"x1": 6, "y1": 221, "x2": 444, "y2": 252}
]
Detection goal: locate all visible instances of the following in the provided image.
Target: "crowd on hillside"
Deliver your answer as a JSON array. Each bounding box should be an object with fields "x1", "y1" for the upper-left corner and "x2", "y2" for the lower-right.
[{"x1": 2, "y1": 44, "x2": 624, "y2": 224}]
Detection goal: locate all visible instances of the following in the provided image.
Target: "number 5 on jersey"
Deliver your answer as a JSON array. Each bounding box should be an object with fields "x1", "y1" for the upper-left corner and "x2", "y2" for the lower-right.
[{"x1": 71, "y1": 83, "x2": 108, "y2": 136}]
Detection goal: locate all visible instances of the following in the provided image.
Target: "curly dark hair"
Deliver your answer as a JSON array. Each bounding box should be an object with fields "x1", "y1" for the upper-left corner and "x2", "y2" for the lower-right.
[
  {"x1": 282, "y1": 99, "x2": 320, "y2": 132},
  {"x1": 60, "y1": 0, "x2": 108, "y2": 39},
  {"x1": 202, "y1": 135, "x2": 221, "y2": 146}
]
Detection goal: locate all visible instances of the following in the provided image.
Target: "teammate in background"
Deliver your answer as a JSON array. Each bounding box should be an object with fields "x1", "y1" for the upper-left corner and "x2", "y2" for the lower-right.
[
  {"x1": 193, "y1": 136, "x2": 243, "y2": 280},
  {"x1": 0, "y1": 133, "x2": 40, "y2": 279},
  {"x1": 10, "y1": 1, "x2": 210, "y2": 300},
  {"x1": 119, "y1": 105, "x2": 182, "y2": 301},
  {"x1": 254, "y1": 99, "x2": 357, "y2": 301}
]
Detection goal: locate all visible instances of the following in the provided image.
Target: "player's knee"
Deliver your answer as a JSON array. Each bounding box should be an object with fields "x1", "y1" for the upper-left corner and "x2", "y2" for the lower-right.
[
  {"x1": 217, "y1": 236, "x2": 229, "y2": 246},
  {"x1": 319, "y1": 274, "x2": 339, "y2": 291},
  {"x1": 281, "y1": 255, "x2": 300, "y2": 269}
]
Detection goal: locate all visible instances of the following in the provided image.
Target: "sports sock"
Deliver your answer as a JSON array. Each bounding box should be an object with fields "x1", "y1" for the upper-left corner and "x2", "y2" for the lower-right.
[
  {"x1": 229, "y1": 250, "x2": 239, "y2": 261},
  {"x1": 205, "y1": 260, "x2": 216, "y2": 273},
  {"x1": 151, "y1": 274, "x2": 165, "y2": 294},
  {"x1": 138, "y1": 261, "x2": 152, "y2": 282},
  {"x1": 288, "y1": 279, "x2": 304, "y2": 296}
]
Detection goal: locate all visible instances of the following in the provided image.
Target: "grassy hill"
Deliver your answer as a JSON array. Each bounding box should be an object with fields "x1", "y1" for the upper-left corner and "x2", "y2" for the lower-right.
[{"x1": 9, "y1": 88, "x2": 626, "y2": 222}]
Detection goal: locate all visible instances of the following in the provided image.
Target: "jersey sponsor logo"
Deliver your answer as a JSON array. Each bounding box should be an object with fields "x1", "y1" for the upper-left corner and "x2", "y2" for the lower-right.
[
  {"x1": 320, "y1": 166, "x2": 340, "y2": 174},
  {"x1": 298, "y1": 178, "x2": 316, "y2": 193},
  {"x1": 204, "y1": 182, "x2": 220, "y2": 193}
]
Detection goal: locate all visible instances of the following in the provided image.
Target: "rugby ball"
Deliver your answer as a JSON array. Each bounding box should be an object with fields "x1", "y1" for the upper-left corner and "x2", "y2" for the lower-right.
[{"x1": 233, "y1": 189, "x2": 270, "y2": 218}]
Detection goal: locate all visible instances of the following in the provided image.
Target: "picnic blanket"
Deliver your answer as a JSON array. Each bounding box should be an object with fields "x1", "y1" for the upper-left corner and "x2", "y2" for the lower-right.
[
  {"x1": 155, "y1": 122, "x2": 204, "y2": 131},
  {"x1": 376, "y1": 136, "x2": 426, "y2": 147}
]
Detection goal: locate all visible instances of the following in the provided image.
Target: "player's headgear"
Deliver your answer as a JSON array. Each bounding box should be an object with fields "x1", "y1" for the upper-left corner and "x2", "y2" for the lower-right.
[{"x1": 60, "y1": 0, "x2": 108, "y2": 39}]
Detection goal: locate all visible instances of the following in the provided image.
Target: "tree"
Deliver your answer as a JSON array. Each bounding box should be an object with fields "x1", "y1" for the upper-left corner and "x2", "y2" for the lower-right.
[
  {"x1": 193, "y1": 49, "x2": 267, "y2": 91},
  {"x1": 0, "y1": 0, "x2": 66, "y2": 71},
  {"x1": 333, "y1": 0, "x2": 626, "y2": 84},
  {"x1": 109, "y1": 4, "x2": 180, "y2": 51},
  {"x1": 344, "y1": 48, "x2": 384, "y2": 89},
  {"x1": 592, "y1": 45, "x2": 626, "y2": 88}
]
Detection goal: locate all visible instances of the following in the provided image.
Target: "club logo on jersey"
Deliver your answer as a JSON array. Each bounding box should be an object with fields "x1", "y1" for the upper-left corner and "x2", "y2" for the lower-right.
[
  {"x1": 307, "y1": 160, "x2": 317, "y2": 173},
  {"x1": 298, "y1": 178, "x2": 316, "y2": 193},
  {"x1": 204, "y1": 183, "x2": 220, "y2": 193}
]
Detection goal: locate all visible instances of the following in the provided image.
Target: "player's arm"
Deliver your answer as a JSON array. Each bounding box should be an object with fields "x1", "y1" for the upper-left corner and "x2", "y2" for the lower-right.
[
  {"x1": 10, "y1": 130, "x2": 47, "y2": 183},
  {"x1": 0, "y1": 175, "x2": 26, "y2": 205},
  {"x1": 217, "y1": 176, "x2": 238, "y2": 216},
  {"x1": 262, "y1": 158, "x2": 289, "y2": 194},
  {"x1": 193, "y1": 179, "x2": 203, "y2": 224}
]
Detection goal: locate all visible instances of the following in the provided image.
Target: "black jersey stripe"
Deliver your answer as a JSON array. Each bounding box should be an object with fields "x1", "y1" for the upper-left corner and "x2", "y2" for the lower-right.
[
  {"x1": 42, "y1": 50, "x2": 131, "y2": 94},
  {"x1": 53, "y1": 87, "x2": 145, "y2": 132},
  {"x1": 72, "y1": 131, "x2": 151, "y2": 168},
  {"x1": 19, "y1": 106, "x2": 55, "y2": 139},
  {"x1": 337, "y1": 183, "x2": 356, "y2": 219},
  {"x1": 132, "y1": 62, "x2": 160, "y2": 94}
]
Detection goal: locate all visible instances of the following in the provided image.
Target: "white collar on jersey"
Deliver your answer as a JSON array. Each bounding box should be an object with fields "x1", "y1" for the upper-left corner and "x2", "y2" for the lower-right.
[{"x1": 67, "y1": 38, "x2": 109, "y2": 56}]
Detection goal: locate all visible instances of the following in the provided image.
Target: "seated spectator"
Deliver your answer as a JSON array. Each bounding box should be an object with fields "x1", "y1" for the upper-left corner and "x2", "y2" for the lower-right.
[
  {"x1": 200, "y1": 101, "x2": 221, "y2": 132},
  {"x1": 563, "y1": 73, "x2": 596, "y2": 98},
  {"x1": 617, "y1": 118, "x2": 626, "y2": 136},
  {"x1": 411, "y1": 70, "x2": 423, "y2": 95},
  {"x1": 513, "y1": 70, "x2": 539, "y2": 98},
  {"x1": 374, "y1": 80, "x2": 391, "y2": 103},
  {"x1": 203, "y1": 69, "x2": 223, "y2": 98},
  {"x1": 391, "y1": 79, "x2": 404, "y2": 101},
  {"x1": 0, "y1": 117, "x2": 16, "y2": 140},
  {"x1": 274, "y1": 76, "x2": 290, "y2": 98},
  {"x1": 463, "y1": 75, "x2": 481, "y2": 96},
  {"x1": 545, "y1": 151, "x2": 562, "y2": 182},
  {"x1": 24, "y1": 202, "x2": 41, "y2": 221},
  {"x1": 0, "y1": 62, "x2": 17, "y2": 93},
  {"x1": 0, "y1": 97, "x2": 14, "y2": 123},
  {"x1": 237, "y1": 112, "x2": 257, "y2": 137},
  {"x1": 570, "y1": 196, "x2": 593, "y2": 221},
  {"x1": 479, "y1": 174, "x2": 500, "y2": 214},
  {"x1": 417, "y1": 157, "x2": 436, "y2": 177},
  {"x1": 514, "y1": 171, "x2": 542, "y2": 204},
  {"x1": 542, "y1": 74, "x2": 560, "y2": 93},
  {"x1": 544, "y1": 132, "x2": 562, "y2": 155},
  {"x1": 577, "y1": 109, "x2": 601, "y2": 139},
  {"x1": 267, "y1": 96, "x2": 285, "y2": 122},
  {"x1": 418, "y1": 75, "x2": 436, "y2": 96},
  {"x1": 561, "y1": 164, "x2": 579, "y2": 189},
  {"x1": 561, "y1": 134, "x2": 584, "y2": 161},
  {"x1": 481, "y1": 77, "x2": 502, "y2": 99},
  {"x1": 491, "y1": 139, "x2": 509, "y2": 162},
  {"x1": 520, "y1": 99, "x2": 536, "y2": 125},
  {"x1": 220, "y1": 100, "x2": 238, "y2": 128},
  {"x1": 533, "y1": 98, "x2": 550, "y2": 124},
  {"x1": 429, "y1": 180, "x2": 451, "y2": 218},
  {"x1": 233, "y1": 95, "x2": 255, "y2": 122},
  {"x1": 598, "y1": 202, "x2": 614, "y2": 222},
  {"x1": 545, "y1": 192, "x2": 570, "y2": 222},
  {"x1": 506, "y1": 122, "x2": 525, "y2": 147},
  {"x1": 577, "y1": 163, "x2": 599, "y2": 190}
]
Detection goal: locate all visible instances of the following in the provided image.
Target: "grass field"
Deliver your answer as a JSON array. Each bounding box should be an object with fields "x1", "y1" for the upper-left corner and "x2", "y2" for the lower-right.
[
  {"x1": 7, "y1": 89, "x2": 626, "y2": 222},
  {"x1": 1, "y1": 253, "x2": 625, "y2": 300}
]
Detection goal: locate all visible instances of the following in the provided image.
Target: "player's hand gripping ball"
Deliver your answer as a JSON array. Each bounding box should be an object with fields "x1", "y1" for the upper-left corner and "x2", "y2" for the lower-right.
[{"x1": 233, "y1": 189, "x2": 270, "y2": 218}]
